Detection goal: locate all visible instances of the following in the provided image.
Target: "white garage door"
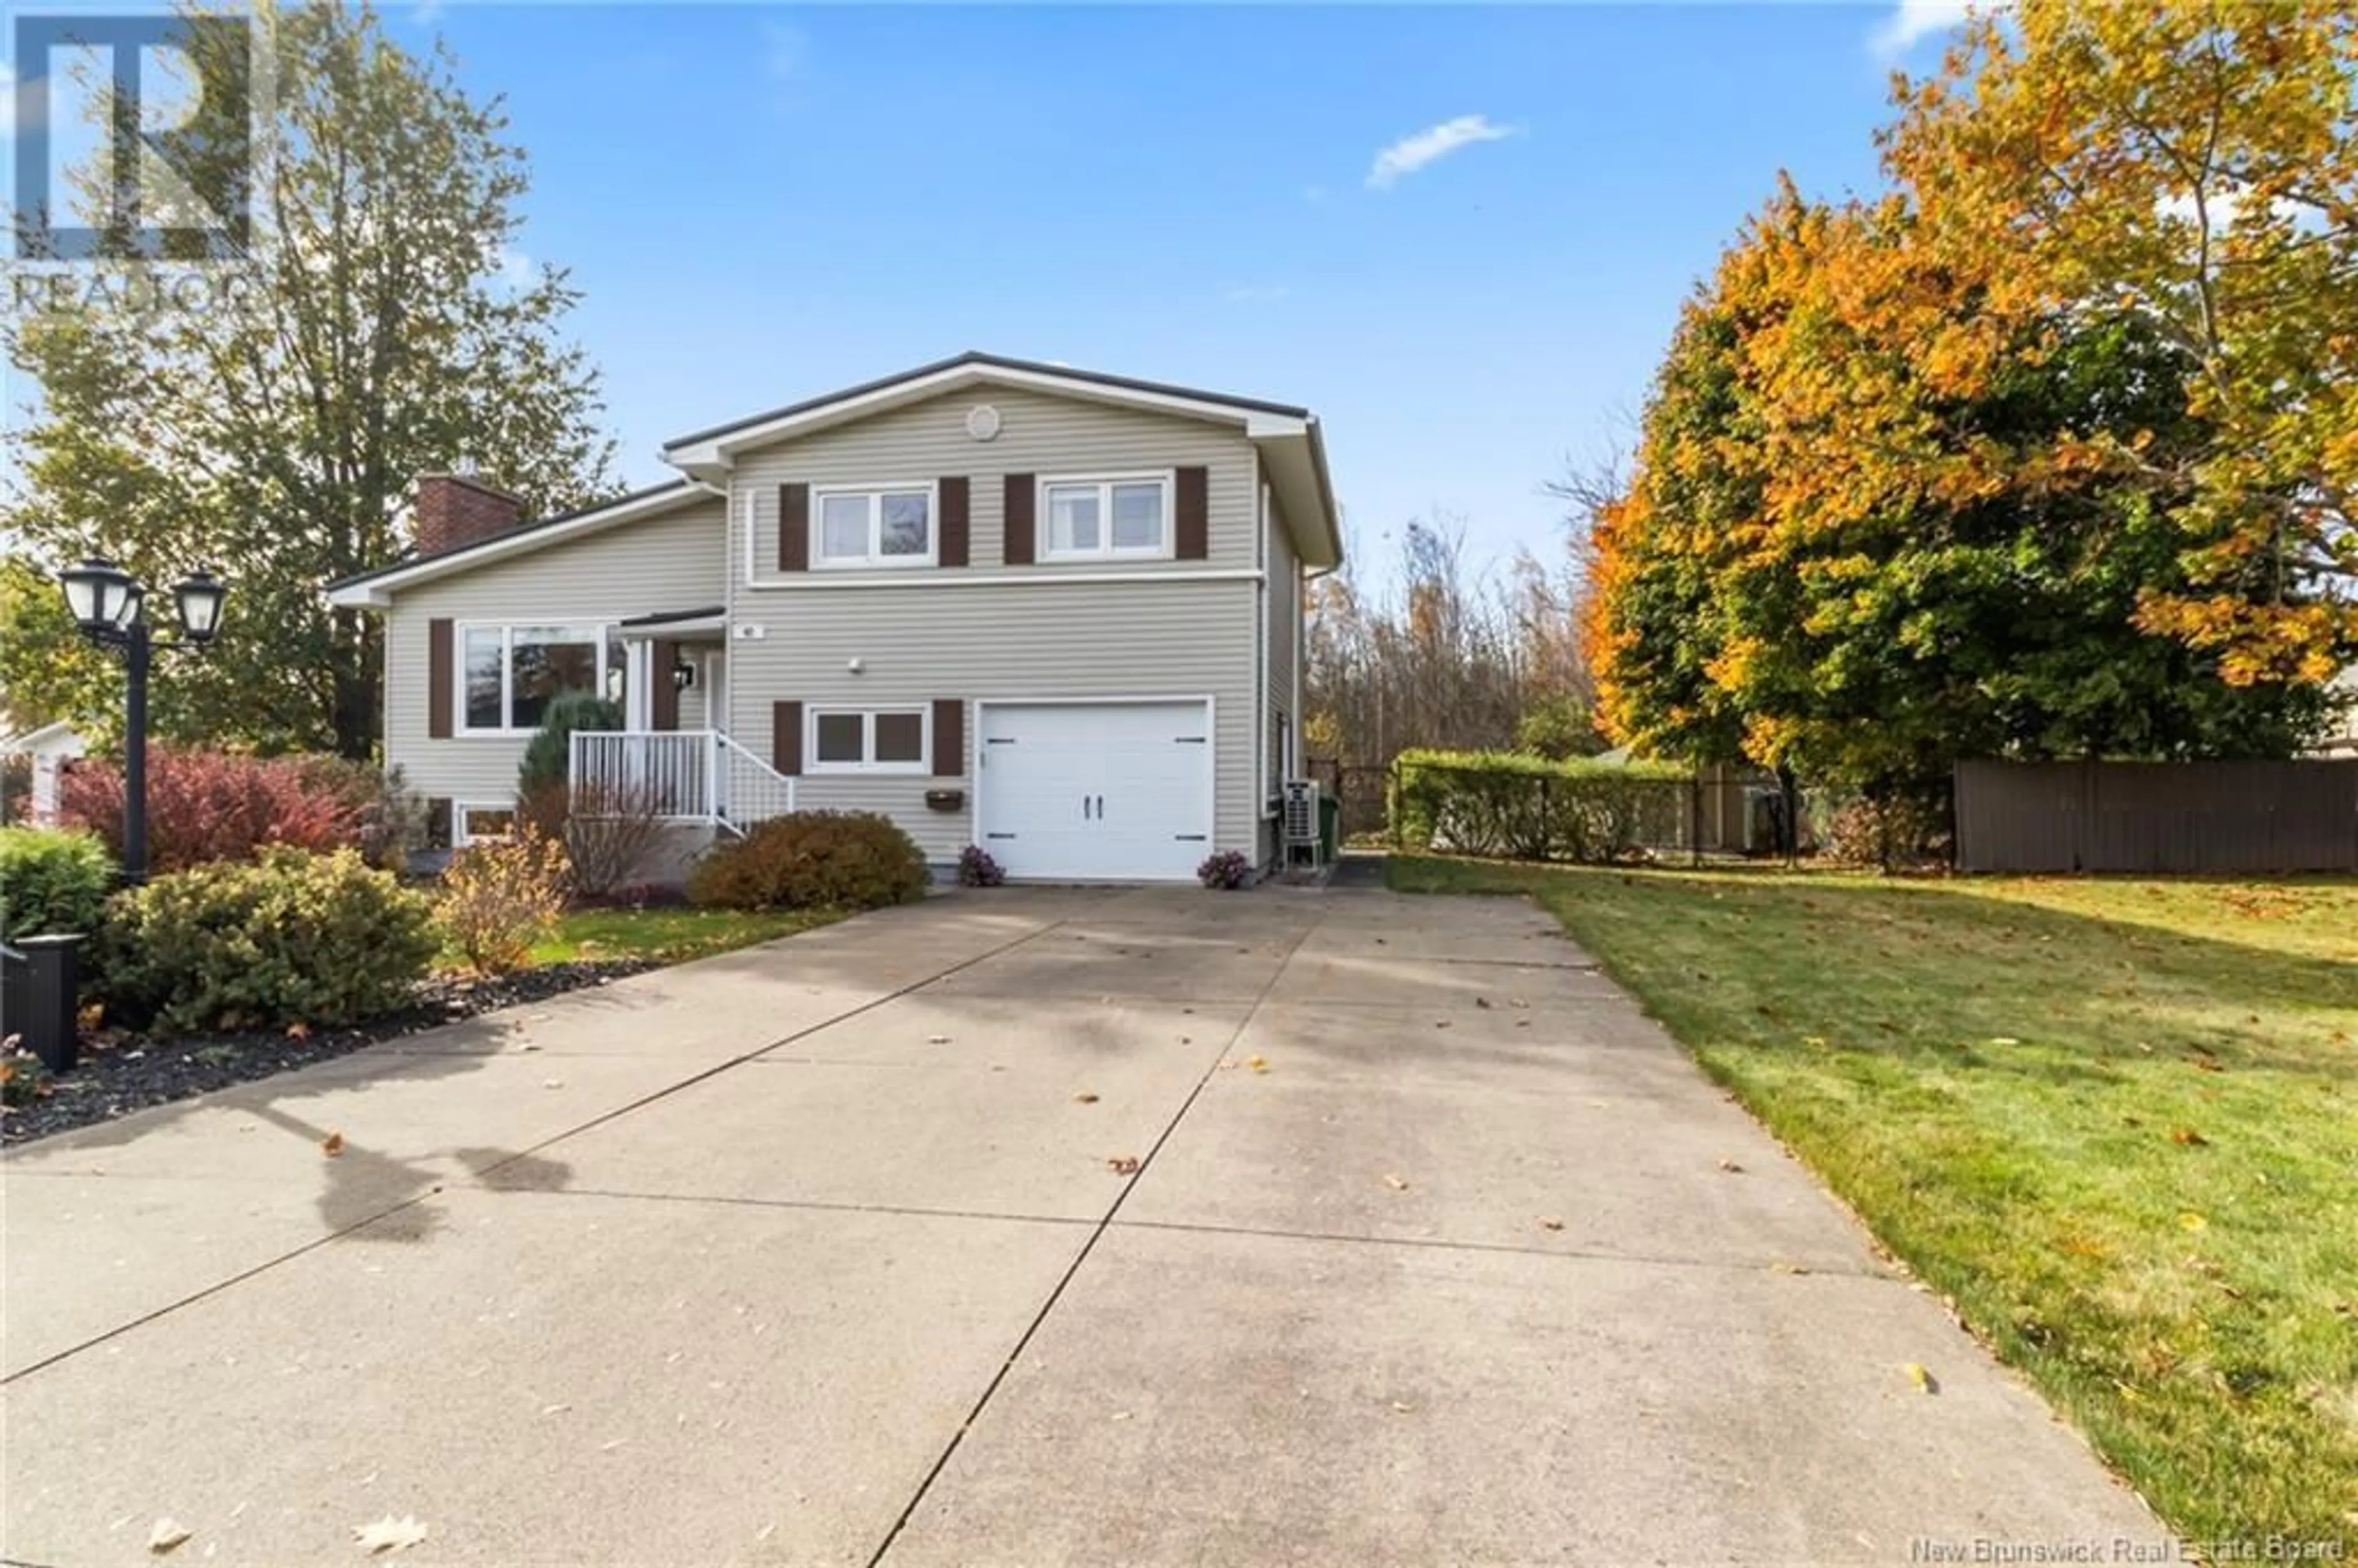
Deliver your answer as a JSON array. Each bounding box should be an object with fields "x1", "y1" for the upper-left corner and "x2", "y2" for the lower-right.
[{"x1": 975, "y1": 700, "x2": 1213, "y2": 882}]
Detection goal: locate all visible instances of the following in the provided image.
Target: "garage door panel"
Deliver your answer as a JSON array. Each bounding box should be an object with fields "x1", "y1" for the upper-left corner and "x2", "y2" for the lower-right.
[{"x1": 977, "y1": 702, "x2": 1212, "y2": 882}]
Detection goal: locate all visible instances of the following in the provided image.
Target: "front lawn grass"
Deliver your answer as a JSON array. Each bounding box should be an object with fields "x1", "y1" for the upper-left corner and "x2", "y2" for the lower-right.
[
  {"x1": 526, "y1": 906, "x2": 838, "y2": 966},
  {"x1": 1390, "y1": 854, "x2": 2358, "y2": 1546}
]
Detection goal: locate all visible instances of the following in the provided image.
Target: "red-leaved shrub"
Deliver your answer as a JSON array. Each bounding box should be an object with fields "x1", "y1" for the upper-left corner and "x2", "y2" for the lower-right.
[{"x1": 60, "y1": 747, "x2": 375, "y2": 873}]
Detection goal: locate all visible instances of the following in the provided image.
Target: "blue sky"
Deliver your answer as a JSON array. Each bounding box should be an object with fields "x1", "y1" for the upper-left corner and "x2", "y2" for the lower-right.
[{"x1": 14, "y1": 2, "x2": 1971, "y2": 576}]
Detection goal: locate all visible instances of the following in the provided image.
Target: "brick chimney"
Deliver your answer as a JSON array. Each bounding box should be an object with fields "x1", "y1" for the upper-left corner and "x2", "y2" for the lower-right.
[{"x1": 412, "y1": 470, "x2": 524, "y2": 556}]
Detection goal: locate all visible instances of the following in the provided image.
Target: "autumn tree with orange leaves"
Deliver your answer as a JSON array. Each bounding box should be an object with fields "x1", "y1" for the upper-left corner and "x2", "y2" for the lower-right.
[{"x1": 1585, "y1": 0, "x2": 2352, "y2": 798}]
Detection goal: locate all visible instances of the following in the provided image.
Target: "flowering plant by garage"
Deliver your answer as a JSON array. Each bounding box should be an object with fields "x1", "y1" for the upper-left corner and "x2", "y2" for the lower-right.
[
  {"x1": 957, "y1": 844, "x2": 1006, "y2": 887},
  {"x1": 1196, "y1": 850, "x2": 1253, "y2": 890}
]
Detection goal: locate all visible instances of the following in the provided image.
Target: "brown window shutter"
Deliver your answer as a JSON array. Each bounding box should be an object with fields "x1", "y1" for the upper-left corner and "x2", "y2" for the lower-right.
[
  {"x1": 772, "y1": 699, "x2": 803, "y2": 776},
  {"x1": 938, "y1": 477, "x2": 970, "y2": 567},
  {"x1": 650, "y1": 638, "x2": 680, "y2": 731},
  {"x1": 427, "y1": 618, "x2": 454, "y2": 738},
  {"x1": 1002, "y1": 473, "x2": 1035, "y2": 565},
  {"x1": 778, "y1": 484, "x2": 809, "y2": 572},
  {"x1": 1175, "y1": 466, "x2": 1210, "y2": 560},
  {"x1": 426, "y1": 798, "x2": 453, "y2": 850},
  {"x1": 932, "y1": 699, "x2": 965, "y2": 777}
]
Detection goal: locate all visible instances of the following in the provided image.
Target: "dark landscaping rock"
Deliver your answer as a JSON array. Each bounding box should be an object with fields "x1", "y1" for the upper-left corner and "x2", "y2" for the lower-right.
[{"x1": 0, "y1": 960, "x2": 659, "y2": 1147}]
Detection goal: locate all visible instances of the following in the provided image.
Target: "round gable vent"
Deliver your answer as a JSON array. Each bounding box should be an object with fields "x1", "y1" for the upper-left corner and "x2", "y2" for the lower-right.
[{"x1": 965, "y1": 403, "x2": 1002, "y2": 442}]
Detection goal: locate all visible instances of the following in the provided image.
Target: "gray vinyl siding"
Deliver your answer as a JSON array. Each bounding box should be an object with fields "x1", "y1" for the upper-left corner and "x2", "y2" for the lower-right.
[
  {"x1": 381, "y1": 497, "x2": 728, "y2": 811},
  {"x1": 724, "y1": 384, "x2": 1267, "y2": 867},
  {"x1": 731, "y1": 385, "x2": 1259, "y2": 578},
  {"x1": 728, "y1": 580, "x2": 1257, "y2": 863}
]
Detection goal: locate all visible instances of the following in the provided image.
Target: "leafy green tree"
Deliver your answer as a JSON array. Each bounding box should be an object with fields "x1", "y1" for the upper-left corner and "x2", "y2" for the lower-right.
[
  {"x1": 2, "y1": 1, "x2": 615, "y2": 758},
  {"x1": 1586, "y1": 185, "x2": 2330, "y2": 798}
]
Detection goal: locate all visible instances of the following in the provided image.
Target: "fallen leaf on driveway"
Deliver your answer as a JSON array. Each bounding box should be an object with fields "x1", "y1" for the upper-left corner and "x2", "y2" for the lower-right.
[
  {"x1": 352, "y1": 1515, "x2": 429, "y2": 1553},
  {"x1": 148, "y1": 1518, "x2": 192, "y2": 1553},
  {"x1": 1903, "y1": 1362, "x2": 1940, "y2": 1395},
  {"x1": 1072, "y1": 1091, "x2": 1100, "y2": 1104},
  {"x1": 320, "y1": 1131, "x2": 344, "y2": 1157},
  {"x1": 1382, "y1": 1173, "x2": 1409, "y2": 1191},
  {"x1": 1390, "y1": 1400, "x2": 1415, "y2": 1413},
  {"x1": 1106, "y1": 1155, "x2": 1141, "y2": 1174},
  {"x1": 1474, "y1": 996, "x2": 1492, "y2": 1009},
  {"x1": 1772, "y1": 1260, "x2": 1811, "y2": 1275},
  {"x1": 1538, "y1": 1216, "x2": 1565, "y2": 1232},
  {"x1": 542, "y1": 1078, "x2": 565, "y2": 1090},
  {"x1": 927, "y1": 1034, "x2": 951, "y2": 1045},
  {"x1": 1245, "y1": 1055, "x2": 1269, "y2": 1073},
  {"x1": 539, "y1": 1402, "x2": 570, "y2": 1416},
  {"x1": 1717, "y1": 1158, "x2": 1745, "y2": 1173}
]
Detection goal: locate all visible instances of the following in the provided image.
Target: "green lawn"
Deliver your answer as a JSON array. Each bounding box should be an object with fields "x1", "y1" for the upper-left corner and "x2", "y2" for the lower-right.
[
  {"x1": 1390, "y1": 854, "x2": 2358, "y2": 1545},
  {"x1": 459, "y1": 906, "x2": 839, "y2": 969},
  {"x1": 530, "y1": 906, "x2": 840, "y2": 965}
]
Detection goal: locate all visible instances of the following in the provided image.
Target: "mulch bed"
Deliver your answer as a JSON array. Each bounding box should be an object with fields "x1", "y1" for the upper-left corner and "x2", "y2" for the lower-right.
[{"x1": 1, "y1": 959, "x2": 658, "y2": 1148}]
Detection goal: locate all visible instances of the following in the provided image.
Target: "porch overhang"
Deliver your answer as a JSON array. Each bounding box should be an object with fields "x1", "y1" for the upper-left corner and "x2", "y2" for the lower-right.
[{"x1": 615, "y1": 605, "x2": 727, "y2": 640}]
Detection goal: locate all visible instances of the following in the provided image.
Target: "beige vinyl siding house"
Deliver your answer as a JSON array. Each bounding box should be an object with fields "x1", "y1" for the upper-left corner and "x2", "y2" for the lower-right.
[
  {"x1": 329, "y1": 353, "x2": 1340, "y2": 882},
  {"x1": 378, "y1": 492, "x2": 726, "y2": 838}
]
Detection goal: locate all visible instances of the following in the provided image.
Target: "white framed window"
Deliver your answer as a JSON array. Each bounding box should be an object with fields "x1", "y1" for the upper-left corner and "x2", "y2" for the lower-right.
[
  {"x1": 459, "y1": 623, "x2": 625, "y2": 735},
  {"x1": 454, "y1": 802, "x2": 518, "y2": 846},
  {"x1": 812, "y1": 484, "x2": 935, "y2": 569},
  {"x1": 807, "y1": 706, "x2": 929, "y2": 773},
  {"x1": 1040, "y1": 473, "x2": 1172, "y2": 562}
]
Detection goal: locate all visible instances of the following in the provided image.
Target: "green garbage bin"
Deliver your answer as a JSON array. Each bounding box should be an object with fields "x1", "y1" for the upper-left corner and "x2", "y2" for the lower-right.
[{"x1": 1319, "y1": 792, "x2": 1342, "y2": 865}]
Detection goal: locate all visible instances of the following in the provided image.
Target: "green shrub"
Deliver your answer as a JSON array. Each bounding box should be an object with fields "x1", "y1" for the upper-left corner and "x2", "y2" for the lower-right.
[
  {"x1": 688, "y1": 811, "x2": 927, "y2": 912},
  {"x1": 0, "y1": 827, "x2": 117, "y2": 941},
  {"x1": 101, "y1": 847, "x2": 437, "y2": 1033},
  {"x1": 519, "y1": 693, "x2": 624, "y2": 801},
  {"x1": 1390, "y1": 749, "x2": 1691, "y2": 863}
]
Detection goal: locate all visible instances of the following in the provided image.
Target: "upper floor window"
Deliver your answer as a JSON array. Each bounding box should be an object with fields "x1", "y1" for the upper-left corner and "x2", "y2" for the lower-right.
[
  {"x1": 462, "y1": 623, "x2": 624, "y2": 734},
  {"x1": 1041, "y1": 474, "x2": 1170, "y2": 562},
  {"x1": 815, "y1": 484, "x2": 933, "y2": 568}
]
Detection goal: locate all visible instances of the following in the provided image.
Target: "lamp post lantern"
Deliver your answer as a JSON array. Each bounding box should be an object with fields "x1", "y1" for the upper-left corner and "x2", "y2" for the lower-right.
[{"x1": 56, "y1": 559, "x2": 228, "y2": 885}]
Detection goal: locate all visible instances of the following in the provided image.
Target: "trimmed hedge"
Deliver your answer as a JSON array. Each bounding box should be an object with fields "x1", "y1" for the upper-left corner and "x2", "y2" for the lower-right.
[
  {"x1": 688, "y1": 812, "x2": 928, "y2": 912},
  {"x1": 101, "y1": 848, "x2": 437, "y2": 1033},
  {"x1": 1391, "y1": 748, "x2": 1692, "y2": 863},
  {"x1": 0, "y1": 827, "x2": 116, "y2": 942}
]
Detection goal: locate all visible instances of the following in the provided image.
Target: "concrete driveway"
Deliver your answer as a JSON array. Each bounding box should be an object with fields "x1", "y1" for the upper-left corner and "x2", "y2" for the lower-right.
[{"x1": 2, "y1": 884, "x2": 2160, "y2": 1566}]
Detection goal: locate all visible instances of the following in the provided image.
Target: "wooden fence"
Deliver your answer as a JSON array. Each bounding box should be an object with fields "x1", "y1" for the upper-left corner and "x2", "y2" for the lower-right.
[{"x1": 1953, "y1": 759, "x2": 2358, "y2": 874}]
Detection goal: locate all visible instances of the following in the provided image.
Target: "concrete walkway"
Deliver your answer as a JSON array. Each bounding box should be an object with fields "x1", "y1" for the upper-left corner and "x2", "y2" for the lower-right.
[{"x1": 2, "y1": 886, "x2": 2160, "y2": 1566}]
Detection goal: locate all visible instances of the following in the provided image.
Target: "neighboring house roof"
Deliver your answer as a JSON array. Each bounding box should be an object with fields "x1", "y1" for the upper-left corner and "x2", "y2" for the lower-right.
[
  {"x1": 0, "y1": 720, "x2": 85, "y2": 754},
  {"x1": 324, "y1": 479, "x2": 714, "y2": 607},
  {"x1": 326, "y1": 353, "x2": 1344, "y2": 608}
]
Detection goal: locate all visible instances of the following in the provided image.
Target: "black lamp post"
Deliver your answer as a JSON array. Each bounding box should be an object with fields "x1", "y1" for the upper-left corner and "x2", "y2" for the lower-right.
[{"x1": 57, "y1": 559, "x2": 228, "y2": 885}]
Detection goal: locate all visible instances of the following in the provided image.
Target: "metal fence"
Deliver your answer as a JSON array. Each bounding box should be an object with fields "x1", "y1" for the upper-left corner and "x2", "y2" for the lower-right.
[{"x1": 1954, "y1": 759, "x2": 2358, "y2": 874}]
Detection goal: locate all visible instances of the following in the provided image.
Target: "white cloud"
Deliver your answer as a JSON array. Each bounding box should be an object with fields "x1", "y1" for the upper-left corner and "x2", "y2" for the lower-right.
[
  {"x1": 488, "y1": 241, "x2": 535, "y2": 291},
  {"x1": 1868, "y1": 0, "x2": 1972, "y2": 58},
  {"x1": 1364, "y1": 114, "x2": 1517, "y2": 191}
]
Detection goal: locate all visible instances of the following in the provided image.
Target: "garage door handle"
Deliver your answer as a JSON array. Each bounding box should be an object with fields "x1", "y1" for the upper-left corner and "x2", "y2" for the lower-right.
[{"x1": 1094, "y1": 794, "x2": 1105, "y2": 819}]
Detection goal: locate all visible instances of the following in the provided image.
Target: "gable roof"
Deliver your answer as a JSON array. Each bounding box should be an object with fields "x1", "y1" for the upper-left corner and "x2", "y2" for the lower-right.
[
  {"x1": 661, "y1": 352, "x2": 1341, "y2": 568},
  {"x1": 663, "y1": 351, "x2": 1312, "y2": 451},
  {"x1": 323, "y1": 480, "x2": 712, "y2": 607},
  {"x1": 325, "y1": 353, "x2": 1342, "y2": 607}
]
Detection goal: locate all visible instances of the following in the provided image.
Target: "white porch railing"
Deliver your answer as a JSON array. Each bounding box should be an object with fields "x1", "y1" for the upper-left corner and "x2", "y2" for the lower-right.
[{"x1": 569, "y1": 730, "x2": 796, "y2": 832}]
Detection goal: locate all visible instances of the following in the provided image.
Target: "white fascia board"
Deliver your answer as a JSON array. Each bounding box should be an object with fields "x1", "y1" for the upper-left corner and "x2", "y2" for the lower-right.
[{"x1": 662, "y1": 363, "x2": 1281, "y2": 470}]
